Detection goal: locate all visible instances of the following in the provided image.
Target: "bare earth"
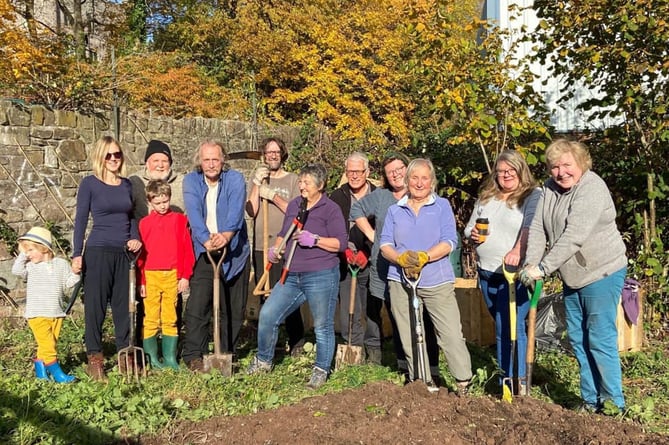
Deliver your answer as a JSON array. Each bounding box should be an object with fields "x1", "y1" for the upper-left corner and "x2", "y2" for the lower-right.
[{"x1": 139, "y1": 380, "x2": 668, "y2": 445}]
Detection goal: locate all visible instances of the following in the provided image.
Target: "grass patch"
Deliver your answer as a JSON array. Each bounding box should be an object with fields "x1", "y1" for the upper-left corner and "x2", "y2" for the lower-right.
[{"x1": 0, "y1": 315, "x2": 667, "y2": 444}]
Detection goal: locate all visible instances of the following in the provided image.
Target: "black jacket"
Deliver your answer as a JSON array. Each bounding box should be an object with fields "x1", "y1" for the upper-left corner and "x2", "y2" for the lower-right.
[{"x1": 329, "y1": 182, "x2": 376, "y2": 276}]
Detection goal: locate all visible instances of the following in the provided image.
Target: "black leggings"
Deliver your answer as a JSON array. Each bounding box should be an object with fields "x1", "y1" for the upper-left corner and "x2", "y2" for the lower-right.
[{"x1": 83, "y1": 246, "x2": 130, "y2": 354}]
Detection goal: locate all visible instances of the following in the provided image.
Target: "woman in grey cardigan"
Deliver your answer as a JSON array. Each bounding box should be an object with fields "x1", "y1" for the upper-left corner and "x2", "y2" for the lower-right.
[{"x1": 520, "y1": 139, "x2": 627, "y2": 413}]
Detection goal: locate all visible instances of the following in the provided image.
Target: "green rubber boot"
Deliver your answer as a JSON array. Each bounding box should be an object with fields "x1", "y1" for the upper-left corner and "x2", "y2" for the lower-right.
[
  {"x1": 161, "y1": 335, "x2": 180, "y2": 370},
  {"x1": 143, "y1": 336, "x2": 164, "y2": 370}
]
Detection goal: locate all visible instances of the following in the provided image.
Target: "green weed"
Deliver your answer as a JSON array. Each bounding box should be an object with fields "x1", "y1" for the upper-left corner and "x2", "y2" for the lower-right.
[{"x1": 1, "y1": 315, "x2": 668, "y2": 444}]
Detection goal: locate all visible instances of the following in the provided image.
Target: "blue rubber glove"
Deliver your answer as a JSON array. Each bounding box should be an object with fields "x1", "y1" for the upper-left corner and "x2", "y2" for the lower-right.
[{"x1": 296, "y1": 230, "x2": 318, "y2": 248}]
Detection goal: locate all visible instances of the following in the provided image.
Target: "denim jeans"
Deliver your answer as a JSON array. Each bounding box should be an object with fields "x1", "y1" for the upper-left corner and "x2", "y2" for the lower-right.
[
  {"x1": 256, "y1": 266, "x2": 339, "y2": 371},
  {"x1": 564, "y1": 267, "x2": 626, "y2": 409},
  {"x1": 478, "y1": 269, "x2": 530, "y2": 382}
]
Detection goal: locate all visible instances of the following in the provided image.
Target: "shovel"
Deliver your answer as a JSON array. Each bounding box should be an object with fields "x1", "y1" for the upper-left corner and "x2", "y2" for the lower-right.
[
  {"x1": 335, "y1": 264, "x2": 364, "y2": 370},
  {"x1": 203, "y1": 248, "x2": 233, "y2": 376},
  {"x1": 501, "y1": 260, "x2": 518, "y2": 402},
  {"x1": 118, "y1": 247, "x2": 147, "y2": 382},
  {"x1": 519, "y1": 279, "x2": 543, "y2": 396}
]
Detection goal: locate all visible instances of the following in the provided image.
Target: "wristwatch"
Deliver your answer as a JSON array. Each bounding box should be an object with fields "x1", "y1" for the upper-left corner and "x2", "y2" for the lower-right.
[{"x1": 314, "y1": 235, "x2": 321, "y2": 246}]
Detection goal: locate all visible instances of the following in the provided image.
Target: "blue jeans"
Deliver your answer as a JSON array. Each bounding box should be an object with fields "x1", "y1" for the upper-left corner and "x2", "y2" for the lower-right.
[
  {"x1": 479, "y1": 269, "x2": 530, "y2": 382},
  {"x1": 564, "y1": 267, "x2": 626, "y2": 409},
  {"x1": 256, "y1": 266, "x2": 339, "y2": 371}
]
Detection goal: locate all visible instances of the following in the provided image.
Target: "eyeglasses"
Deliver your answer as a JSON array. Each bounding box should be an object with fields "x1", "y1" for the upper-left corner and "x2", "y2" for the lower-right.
[
  {"x1": 386, "y1": 165, "x2": 406, "y2": 177},
  {"x1": 346, "y1": 169, "x2": 367, "y2": 177},
  {"x1": 105, "y1": 151, "x2": 123, "y2": 161},
  {"x1": 496, "y1": 168, "x2": 517, "y2": 177},
  {"x1": 264, "y1": 150, "x2": 282, "y2": 157}
]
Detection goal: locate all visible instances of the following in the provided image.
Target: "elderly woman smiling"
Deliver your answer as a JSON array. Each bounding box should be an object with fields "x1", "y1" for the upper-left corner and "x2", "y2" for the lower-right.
[
  {"x1": 247, "y1": 163, "x2": 347, "y2": 390},
  {"x1": 521, "y1": 139, "x2": 627, "y2": 413},
  {"x1": 380, "y1": 158, "x2": 472, "y2": 393}
]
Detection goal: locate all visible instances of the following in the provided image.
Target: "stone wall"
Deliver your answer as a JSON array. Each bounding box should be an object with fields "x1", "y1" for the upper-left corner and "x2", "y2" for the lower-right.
[{"x1": 0, "y1": 100, "x2": 298, "y2": 300}]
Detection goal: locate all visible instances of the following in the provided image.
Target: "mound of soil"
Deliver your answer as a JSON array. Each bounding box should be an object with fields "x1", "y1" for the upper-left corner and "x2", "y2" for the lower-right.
[{"x1": 140, "y1": 381, "x2": 667, "y2": 445}]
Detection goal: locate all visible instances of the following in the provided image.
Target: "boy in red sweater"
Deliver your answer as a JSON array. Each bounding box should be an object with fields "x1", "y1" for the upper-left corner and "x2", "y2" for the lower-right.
[{"x1": 138, "y1": 180, "x2": 195, "y2": 370}]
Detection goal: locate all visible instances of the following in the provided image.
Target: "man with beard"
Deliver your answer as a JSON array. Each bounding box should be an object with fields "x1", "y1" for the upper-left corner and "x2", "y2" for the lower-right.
[
  {"x1": 130, "y1": 140, "x2": 184, "y2": 219},
  {"x1": 246, "y1": 137, "x2": 305, "y2": 355}
]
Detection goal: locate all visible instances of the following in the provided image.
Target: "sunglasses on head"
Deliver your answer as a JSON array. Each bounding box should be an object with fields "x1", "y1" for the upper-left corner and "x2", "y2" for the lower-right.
[{"x1": 105, "y1": 151, "x2": 123, "y2": 161}]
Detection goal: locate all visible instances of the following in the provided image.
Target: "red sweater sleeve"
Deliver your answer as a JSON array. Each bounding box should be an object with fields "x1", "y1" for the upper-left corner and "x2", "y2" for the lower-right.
[{"x1": 177, "y1": 214, "x2": 195, "y2": 280}]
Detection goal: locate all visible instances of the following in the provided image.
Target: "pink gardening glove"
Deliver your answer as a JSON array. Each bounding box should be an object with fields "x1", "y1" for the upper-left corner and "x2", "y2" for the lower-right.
[
  {"x1": 295, "y1": 230, "x2": 318, "y2": 248},
  {"x1": 268, "y1": 246, "x2": 281, "y2": 263}
]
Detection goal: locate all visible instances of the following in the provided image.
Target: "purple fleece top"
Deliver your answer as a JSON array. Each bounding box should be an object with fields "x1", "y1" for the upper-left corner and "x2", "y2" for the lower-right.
[
  {"x1": 278, "y1": 194, "x2": 347, "y2": 273},
  {"x1": 379, "y1": 193, "x2": 457, "y2": 288},
  {"x1": 73, "y1": 175, "x2": 139, "y2": 257}
]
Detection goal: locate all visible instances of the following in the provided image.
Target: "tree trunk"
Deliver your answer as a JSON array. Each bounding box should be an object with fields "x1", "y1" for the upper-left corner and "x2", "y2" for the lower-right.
[
  {"x1": 72, "y1": 0, "x2": 86, "y2": 61},
  {"x1": 647, "y1": 172, "x2": 656, "y2": 241}
]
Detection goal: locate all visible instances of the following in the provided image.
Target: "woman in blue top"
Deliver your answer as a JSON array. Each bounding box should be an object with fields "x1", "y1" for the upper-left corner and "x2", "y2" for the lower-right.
[
  {"x1": 72, "y1": 136, "x2": 142, "y2": 381},
  {"x1": 380, "y1": 158, "x2": 472, "y2": 393}
]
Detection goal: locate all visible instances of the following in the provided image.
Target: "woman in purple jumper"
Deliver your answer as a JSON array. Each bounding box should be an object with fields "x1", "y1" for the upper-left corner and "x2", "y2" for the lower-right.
[
  {"x1": 247, "y1": 163, "x2": 347, "y2": 390},
  {"x1": 72, "y1": 136, "x2": 142, "y2": 380}
]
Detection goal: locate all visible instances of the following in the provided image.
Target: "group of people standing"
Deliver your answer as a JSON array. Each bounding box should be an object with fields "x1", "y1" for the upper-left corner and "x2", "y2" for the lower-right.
[{"x1": 14, "y1": 135, "x2": 629, "y2": 412}]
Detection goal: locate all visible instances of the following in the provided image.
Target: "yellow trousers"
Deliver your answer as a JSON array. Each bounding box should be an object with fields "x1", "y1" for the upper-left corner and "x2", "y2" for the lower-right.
[
  {"x1": 28, "y1": 317, "x2": 63, "y2": 364},
  {"x1": 143, "y1": 269, "x2": 179, "y2": 338}
]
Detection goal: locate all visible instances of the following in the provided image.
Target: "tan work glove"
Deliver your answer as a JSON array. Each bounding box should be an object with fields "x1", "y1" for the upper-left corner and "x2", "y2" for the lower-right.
[
  {"x1": 259, "y1": 184, "x2": 277, "y2": 201},
  {"x1": 397, "y1": 250, "x2": 419, "y2": 268},
  {"x1": 253, "y1": 166, "x2": 270, "y2": 186},
  {"x1": 398, "y1": 250, "x2": 429, "y2": 279}
]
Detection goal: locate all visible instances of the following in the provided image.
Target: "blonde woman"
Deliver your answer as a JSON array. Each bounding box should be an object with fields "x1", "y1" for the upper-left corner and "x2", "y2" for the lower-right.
[
  {"x1": 521, "y1": 139, "x2": 627, "y2": 413},
  {"x1": 464, "y1": 150, "x2": 540, "y2": 395},
  {"x1": 72, "y1": 136, "x2": 142, "y2": 380}
]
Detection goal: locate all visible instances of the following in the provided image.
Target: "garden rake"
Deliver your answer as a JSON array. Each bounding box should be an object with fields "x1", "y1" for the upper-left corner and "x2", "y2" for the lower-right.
[{"x1": 118, "y1": 247, "x2": 146, "y2": 382}]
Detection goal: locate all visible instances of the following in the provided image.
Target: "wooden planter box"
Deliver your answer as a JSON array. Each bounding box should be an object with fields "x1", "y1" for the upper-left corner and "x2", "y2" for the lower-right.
[
  {"x1": 616, "y1": 287, "x2": 644, "y2": 352},
  {"x1": 454, "y1": 278, "x2": 496, "y2": 347}
]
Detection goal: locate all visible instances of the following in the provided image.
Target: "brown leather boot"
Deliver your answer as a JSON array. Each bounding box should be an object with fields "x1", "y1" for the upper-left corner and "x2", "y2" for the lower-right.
[{"x1": 86, "y1": 353, "x2": 106, "y2": 381}]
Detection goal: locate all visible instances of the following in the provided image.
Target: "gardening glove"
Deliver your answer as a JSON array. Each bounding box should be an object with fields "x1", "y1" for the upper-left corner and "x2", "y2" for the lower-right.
[
  {"x1": 519, "y1": 264, "x2": 545, "y2": 287},
  {"x1": 344, "y1": 248, "x2": 356, "y2": 264},
  {"x1": 268, "y1": 246, "x2": 281, "y2": 263},
  {"x1": 354, "y1": 250, "x2": 369, "y2": 269},
  {"x1": 295, "y1": 230, "x2": 319, "y2": 248},
  {"x1": 397, "y1": 250, "x2": 419, "y2": 268},
  {"x1": 402, "y1": 251, "x2": 429, "y2": 279},
  {"x1": 253, "y1": 166, "x2": 270, "y2": 186},
  {"x1": 259, "y1": 184, "x2": 277, "y2": 201},
  {"x1": 414, "y1": 251, "x2": 429, "y2": 268}
]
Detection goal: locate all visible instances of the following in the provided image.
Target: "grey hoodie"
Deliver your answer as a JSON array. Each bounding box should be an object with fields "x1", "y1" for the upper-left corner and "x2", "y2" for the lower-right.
[{"x1": 526, "y1": 170, "x2": 627, "y2": 288}]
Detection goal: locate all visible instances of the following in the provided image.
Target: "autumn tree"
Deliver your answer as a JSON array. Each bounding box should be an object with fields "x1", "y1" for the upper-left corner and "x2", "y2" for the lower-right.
[
  {"x1": 530, "y1": 0, "x2": 669, "y2": 312},
  {"x1": 400, "y1": 0, "x2": 550, "y2": 216}
]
